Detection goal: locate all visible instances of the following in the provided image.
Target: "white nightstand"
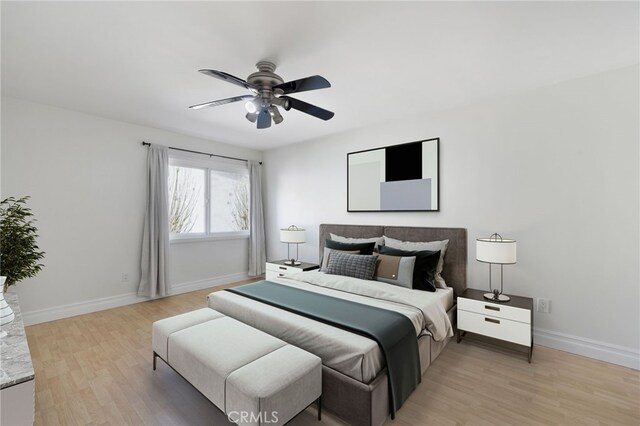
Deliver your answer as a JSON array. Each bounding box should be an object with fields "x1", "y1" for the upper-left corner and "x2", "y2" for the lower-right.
[
  {"x1": 457, "y1": 288, "x2": 534, "y2": 362},
  {"x1": 265, "y1": 260, "x2": 320, "y2": 280}
]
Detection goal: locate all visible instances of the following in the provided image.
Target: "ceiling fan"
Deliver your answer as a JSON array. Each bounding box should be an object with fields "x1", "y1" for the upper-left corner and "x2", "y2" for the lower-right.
[{"x1": 189, "y1": 61, "x2": 334, "y2": 129}]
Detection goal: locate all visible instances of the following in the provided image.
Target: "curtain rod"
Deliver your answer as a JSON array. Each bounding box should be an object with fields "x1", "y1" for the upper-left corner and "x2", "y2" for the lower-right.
[{"x1": 141, "y1": 142, "x2": 262, "y2": 165}]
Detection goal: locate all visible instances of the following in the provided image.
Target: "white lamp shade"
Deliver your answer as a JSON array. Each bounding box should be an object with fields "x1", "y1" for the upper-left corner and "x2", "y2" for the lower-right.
[
  {"x1": 476, "y1": 238, "x2": 517, "y2": 264},
  {"x1": 280, "y1": 228, "x2": 306, "y2": 244}
]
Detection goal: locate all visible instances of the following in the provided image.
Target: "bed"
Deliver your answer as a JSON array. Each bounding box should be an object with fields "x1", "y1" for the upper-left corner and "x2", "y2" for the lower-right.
[{"x1": 208, "y1": 224, "x2": 467, "y2": 426}]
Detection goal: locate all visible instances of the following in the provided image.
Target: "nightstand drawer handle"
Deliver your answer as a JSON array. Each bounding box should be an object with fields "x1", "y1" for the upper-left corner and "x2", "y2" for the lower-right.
[
  {"x1": 485, "y1": 317, "x2": 500, "y2": 324},
  {"x1": 279, "y1": 266, "x2": 287, "y2": 270},
  {"x1": 278, "y1": 273, "x2": 285, "y2": 277},
  {"x1": 485, "y1": 305, "x2": 500, "y2": 311}
]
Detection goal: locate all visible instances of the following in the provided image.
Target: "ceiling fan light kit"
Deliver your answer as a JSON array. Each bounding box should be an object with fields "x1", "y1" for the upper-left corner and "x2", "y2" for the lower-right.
[
  {"x1": 269, "y1": 106, "x2": 284, "y2": 124},
  {"x1": 189, "y1": 61, "x2": 334, "y2": 129},
  {"x1": 245, "y1": 112, "x2": 257, "y2": 123},
  {"x1": 244, "y1": 100, "x2": 258, "y2": 114}
]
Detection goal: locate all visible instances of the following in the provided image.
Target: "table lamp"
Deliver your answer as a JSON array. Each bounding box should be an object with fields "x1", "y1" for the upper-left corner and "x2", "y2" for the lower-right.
[
  {"x1": 280, "y1": 225, "x2": 306, "y2": 266},
  {"x1": 476, "y1": 233, "x2": 517, "y2": 302}
]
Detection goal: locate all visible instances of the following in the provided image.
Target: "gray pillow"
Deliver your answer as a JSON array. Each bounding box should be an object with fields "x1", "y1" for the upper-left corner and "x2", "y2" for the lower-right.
[
  {"x1": 374, "y1": 254, "x2": 416, "y2": 289},
  {"x1": 320, "y1": 247, "x2": 360, "y2": 272},
  {"x1": 383, "y1": 236, "x2": 449, "y2": 288},
  {"x1": 326, "y1": 251, "x2": 377, "y2": 281},
  {"x1": 330, "y1": 233, "x2": 384, "y2": 251}
]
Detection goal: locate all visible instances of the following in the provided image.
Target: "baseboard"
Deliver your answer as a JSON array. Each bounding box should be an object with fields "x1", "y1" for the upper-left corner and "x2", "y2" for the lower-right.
[
  {"x1": 21, "y1": 292, "x2": 141, "y2": 326},
  {"x1": 534, "y1": 327, "x2": 640, "y2": 370},
  {"x1": 170, "y1": 272, "x2": 250, "y2": 294},
  {"x1": 21, "y1": 272, "x2": 250, "y2": 326}
]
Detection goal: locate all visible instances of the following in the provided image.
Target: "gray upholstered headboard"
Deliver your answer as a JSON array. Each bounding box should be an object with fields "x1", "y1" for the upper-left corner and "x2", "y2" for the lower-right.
[{"x1": 319, "y1": 224, "x2": 467, "y2": 297}]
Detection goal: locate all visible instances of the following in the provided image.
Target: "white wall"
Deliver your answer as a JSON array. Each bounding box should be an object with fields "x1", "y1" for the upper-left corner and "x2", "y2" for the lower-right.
[
  {"x1": 263, "y1": 65, "x2": 640, "y2": 368},
  {"x1": 1, "y1": 97, "x2": 262, "y2": 323}
]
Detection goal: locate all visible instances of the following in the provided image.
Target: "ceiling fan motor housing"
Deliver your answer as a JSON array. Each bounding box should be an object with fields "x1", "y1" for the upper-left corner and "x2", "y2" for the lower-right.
[{"x1": 247, "y1": 61, "x2": 285, "y2": 93}]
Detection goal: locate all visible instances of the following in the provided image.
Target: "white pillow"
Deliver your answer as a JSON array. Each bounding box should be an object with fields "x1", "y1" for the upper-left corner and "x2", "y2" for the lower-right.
[
  {"x1": 383, "y1": 236, "x2": 449, "y2": 288},
  {"x1": 330, "y1": 233, "x2": 384, "y2": 251}
]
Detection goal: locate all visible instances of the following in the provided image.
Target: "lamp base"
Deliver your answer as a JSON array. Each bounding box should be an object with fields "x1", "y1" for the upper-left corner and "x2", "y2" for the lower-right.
[
  {"x1": 284, "y1": 260, "x2": 301, "y2": 266},
  {"x1": 484, "y1": 292, "x2": 511, "y2": 302}
]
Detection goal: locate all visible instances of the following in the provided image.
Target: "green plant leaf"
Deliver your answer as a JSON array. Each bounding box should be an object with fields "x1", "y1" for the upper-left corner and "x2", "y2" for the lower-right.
[{"x1": 0, "y1": 196, "x2": 46, "y2": 292}]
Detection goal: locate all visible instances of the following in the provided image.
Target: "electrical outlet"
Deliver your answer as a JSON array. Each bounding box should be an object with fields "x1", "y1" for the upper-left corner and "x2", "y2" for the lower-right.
[
  {"x1": 121, "y1": 273, "x2": 129, "y2": 283},
  {"x1": 537, "y1": 297, "x2": 550, "y2": 313}
]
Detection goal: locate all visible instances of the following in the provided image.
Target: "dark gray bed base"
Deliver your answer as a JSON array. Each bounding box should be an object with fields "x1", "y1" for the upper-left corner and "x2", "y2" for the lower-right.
[
  {"x1": 321, "y1": 307, "x2": 456, "y2": 426},
  {"x1": 322, "y1": 364, "x2": 388, "y2": 426},
  {"x1": 317, "y1": 224, "x2": 467, "y2": 425}
]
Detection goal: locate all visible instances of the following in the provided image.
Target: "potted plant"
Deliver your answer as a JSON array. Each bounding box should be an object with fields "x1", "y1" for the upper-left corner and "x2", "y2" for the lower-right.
[{"x1": 0, "y1": 196, "x2": 45, "y2": 293}]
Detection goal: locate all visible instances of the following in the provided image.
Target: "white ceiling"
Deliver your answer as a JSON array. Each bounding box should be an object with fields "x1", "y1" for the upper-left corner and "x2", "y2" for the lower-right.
[{"x1": 2, "y1": 1, "x2": 638, "y2": 150}]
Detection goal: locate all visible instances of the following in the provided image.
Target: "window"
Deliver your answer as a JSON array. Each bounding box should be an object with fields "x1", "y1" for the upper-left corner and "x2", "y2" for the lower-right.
[
  {"x1": 210, "y1": 170, "x2": 250, "y2": 233},
  {"x1": 168, "y1": 155, "x2": 250, "y2": 240},
  {"x1": 169, "y1": 166, "x2": 206, "y2": 234}
]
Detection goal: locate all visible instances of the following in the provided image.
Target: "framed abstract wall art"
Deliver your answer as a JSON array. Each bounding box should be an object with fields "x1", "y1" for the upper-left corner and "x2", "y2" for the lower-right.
[{"x1": 347, "y1": 138, "x2": 439, "y2": 212}]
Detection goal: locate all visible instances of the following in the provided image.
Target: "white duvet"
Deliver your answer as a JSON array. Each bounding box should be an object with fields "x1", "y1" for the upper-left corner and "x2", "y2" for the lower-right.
[{"x1": 208, "y1": 271, "x2": 453, "y2": 383}]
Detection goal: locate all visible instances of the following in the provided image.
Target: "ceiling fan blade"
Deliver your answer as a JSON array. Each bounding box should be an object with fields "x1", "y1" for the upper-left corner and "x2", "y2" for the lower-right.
[
  {"x1": 198, "y1": 69, "x2": 258, "y2": 92},
  {"x1": 189, "y1": 95, "x2": 256, "y2": 110},
  {"x1": 281, "y1": 96, "x2": 334, "y2": 121},
  {"x1": 274, "y1": 75, "x2": 331, "y2": 94},
  {"x1": 257, "y1": 107, "x2": 272, "y2": 129}
]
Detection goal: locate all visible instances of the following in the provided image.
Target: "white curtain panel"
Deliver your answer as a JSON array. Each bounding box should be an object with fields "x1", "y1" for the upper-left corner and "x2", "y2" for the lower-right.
[
  {"x1": 138, "y1": 144, "x2": 170, "y2": 298},
  {"x1": 248, "y1": 160, "x2": 266, "y2": 276}
]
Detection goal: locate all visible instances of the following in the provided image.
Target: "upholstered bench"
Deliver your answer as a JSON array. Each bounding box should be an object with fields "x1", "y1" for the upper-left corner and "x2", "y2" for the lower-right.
[{"x1": 152, "y1": 308, "x2": 322, "y2": 426}]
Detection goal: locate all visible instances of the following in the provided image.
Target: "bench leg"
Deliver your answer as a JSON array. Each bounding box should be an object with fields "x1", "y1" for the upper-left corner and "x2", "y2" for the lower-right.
[
  {"x1": 317, "y1": 396, "x2": 322, "y2": 421},
  {"x1": 153, "y1": 351, "x2": 158, "y2": 371}
]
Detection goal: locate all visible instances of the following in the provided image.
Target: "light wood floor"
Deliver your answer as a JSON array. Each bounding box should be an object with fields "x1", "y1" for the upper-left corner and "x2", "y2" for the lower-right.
[{"x1": 25, "y1": 281, "x2": 640, "y2": 426}]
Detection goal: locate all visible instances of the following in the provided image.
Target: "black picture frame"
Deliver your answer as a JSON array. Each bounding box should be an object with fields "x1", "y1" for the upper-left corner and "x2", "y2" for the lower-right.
[{"x1": 347, "y1": 137, "x2": 440, "y2": 213}]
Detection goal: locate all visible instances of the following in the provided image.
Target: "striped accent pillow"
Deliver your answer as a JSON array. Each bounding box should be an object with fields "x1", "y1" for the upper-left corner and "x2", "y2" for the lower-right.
[{"x1": 326, "y1": 251, "x2": 377, "y2": 281}]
